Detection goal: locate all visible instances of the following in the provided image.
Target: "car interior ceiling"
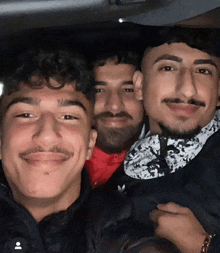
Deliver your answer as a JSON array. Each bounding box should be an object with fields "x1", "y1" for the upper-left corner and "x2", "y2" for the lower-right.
[{"x1": 1, "y1": 0, "x2": 220, "y2": 77}]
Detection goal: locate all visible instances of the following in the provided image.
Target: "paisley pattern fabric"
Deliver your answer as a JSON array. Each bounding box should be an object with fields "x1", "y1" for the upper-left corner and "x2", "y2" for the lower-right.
[{"x1": 124, "y1": 111, "x2": 220, "y2": 180}]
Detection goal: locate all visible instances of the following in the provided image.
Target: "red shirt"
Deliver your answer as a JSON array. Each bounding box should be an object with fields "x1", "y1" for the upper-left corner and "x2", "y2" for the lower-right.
[{"x1": 85, "y1": 146, "x2": 126, "y2": 187}]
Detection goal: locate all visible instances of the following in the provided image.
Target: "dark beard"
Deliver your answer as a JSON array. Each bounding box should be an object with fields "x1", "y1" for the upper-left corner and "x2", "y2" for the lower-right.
[
  {"x1": 158, "y1": 122, "x2": 201, "y2": 140},
  {"x1": 95, "y1": 122, "x2": 143, "y2": 154}
]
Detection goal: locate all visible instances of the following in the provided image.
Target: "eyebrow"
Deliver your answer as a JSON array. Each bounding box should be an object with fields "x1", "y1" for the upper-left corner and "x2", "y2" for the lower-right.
[
  {"x1": 6, "y1": 97, "x2": 40, "y2": 112},
  {"x1": 58, "y1": 99, "x2": 87, "y2": 112},
  {"x1": 6, "y1": 97, "x2": 87, "y2": 113},
  {"x1": 122, "y1": 81, "x2": 134, "y2": 85},
  {"x1": 154, "y1": 54, "x2": 182, "y2": 64},
  {"x1": 193, "y1": 59, "x2": 217, "y2": 69},
  {"x1": 95, "y1": 81, "x2": 134, "y2": 85},
  {"x1": 95, "y1": 81, "x2": 106, "y2": 86}
]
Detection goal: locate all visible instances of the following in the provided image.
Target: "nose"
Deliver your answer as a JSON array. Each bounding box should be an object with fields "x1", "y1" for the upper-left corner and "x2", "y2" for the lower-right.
[
  {"x1": 177, "y1": 69, "x2": 197, "y2": 98},
  {"x1": 32, "y1": 113, "x2": 61, "y2": 149},
  {"x1": 105, "y1": 90, "x2": 124, "y2": 113}
]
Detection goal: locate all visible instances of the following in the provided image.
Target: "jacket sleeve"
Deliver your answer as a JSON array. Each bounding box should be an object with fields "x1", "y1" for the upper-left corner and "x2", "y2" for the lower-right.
[
  {"x1": 86, "y1": 190, "x2": 179, "y2": 253},
  {"x1": 208, "y1": 235, "x2": 220, "y2": 253},
  {"x1": 88, "y1": 216, "x2": 179, "y2": 253},
  {"x1": 129, "y1": 133, "x2": 220, "y2": 235}
]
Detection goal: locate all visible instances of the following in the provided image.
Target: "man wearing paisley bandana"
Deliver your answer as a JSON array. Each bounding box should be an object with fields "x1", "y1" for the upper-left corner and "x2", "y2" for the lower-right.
[{"x1": 106, "y1": 28, "x2": 220, "y2": 252}]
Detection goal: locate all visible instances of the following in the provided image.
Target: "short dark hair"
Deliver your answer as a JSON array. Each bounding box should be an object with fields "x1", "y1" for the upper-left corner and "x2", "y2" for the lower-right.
[
  {"x1": 0, "y1": 50, "x2": 95, "y2": 125},
  {"x1": 144, "y1": 27, "x2": 220, "y2": 57},
  {"x1": 93, "y1": 50, "x2": 141, "y2": 70},
  {"x1": 142, "y1": 27, "x2": 220, "y2": 71}
]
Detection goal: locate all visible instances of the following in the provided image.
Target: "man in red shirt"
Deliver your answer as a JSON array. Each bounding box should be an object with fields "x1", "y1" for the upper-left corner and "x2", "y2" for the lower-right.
[{"x1": 85, "y1": 51, "x2": 145, "y2": 186}]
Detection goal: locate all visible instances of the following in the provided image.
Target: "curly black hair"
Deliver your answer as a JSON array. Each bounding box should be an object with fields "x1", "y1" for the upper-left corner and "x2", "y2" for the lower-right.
[
  {"x1": 2, "y1": 50, "x2": 95, "y2": 100},
  {"x1": 0, "y1": 50, "x2": 95, "y2": 126}
]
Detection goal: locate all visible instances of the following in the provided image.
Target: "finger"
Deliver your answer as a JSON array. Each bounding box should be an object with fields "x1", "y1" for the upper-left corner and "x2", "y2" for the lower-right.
[
  {"x1": 149, "y1": 209, "x2": 172, "y2": 223},
  {"x1": 157, "y1": 202, "x2": 186, "y2": 213},
  {"x1": 149, "y1": 209, "x2": 162, "y2": 222}
]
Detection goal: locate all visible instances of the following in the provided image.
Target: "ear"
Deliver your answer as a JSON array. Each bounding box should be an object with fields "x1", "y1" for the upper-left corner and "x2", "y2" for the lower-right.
[
  {"x1": 86, "y1": 129, "x2": 97, "y2": 161},
  {"x1": 133, "y1": 70, "x2": 143, "y2": 101}
]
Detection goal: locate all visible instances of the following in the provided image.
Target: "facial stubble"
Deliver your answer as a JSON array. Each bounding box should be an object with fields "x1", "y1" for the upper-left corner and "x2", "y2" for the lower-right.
[{"x1": 95, "y1": 122, "x2": 143, "y2": 154}]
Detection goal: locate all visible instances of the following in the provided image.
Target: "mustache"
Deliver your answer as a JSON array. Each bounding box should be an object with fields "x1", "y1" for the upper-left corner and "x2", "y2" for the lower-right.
[
  {"x1": 94, "y1": 111, "x2": 133, "y2": 120},
  {"x1": 162, "y1": 98, "x2": 206, "y2": 107},
  {"x1": 19, "y1": 146, "x2": 74, "y2": 158}
]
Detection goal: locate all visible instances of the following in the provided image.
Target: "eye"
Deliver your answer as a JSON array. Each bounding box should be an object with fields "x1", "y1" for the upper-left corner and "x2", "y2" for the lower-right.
[
  {"x1": 197, "y1": 68, "x2": 212, "y2": 75},
  {"x1": 16, "y1": 113, "x2": 33, "y2": 118},
  {"x1": 95, "y1": 88, "x2": 104, "y2": 93},
  {"x1": 62, "y1": 115, "x2": 79, "y2": 120},
  {"x1": 160, "y1": 66, "x2": 174, "y2": 71},
  {"x1": 124, "y1": 88, "x2": 134, "y2": 92}
]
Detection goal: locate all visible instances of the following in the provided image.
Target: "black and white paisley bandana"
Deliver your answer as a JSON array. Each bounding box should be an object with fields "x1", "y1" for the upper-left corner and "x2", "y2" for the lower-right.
[{"x1": 124, "y1": 111, "x2": 220, "y2": 180}]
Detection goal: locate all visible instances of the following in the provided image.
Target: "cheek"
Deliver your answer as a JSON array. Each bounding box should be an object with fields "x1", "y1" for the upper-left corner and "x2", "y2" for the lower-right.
[
  {"x1": 143, "y1": 77, "x2": 174, "y2": 106},
  {"x1": 195, "y1": 78, "x2": 219, "y2": 109},
  {"x1": 142, "y1": 88, "x2": 163, "y2": 118},
  {"x1": 94, "y1": 95, "x2": 106, "y2": 115},
  {"x1": 142, "y1": 85, "x2": 157, "y2": 107},
  {"x1": 2, "y1": 124, "x2": 30, "y2": 151},
  {"x1": 144, "y1": 74, "x2": 176, "y2": 96},
  {"x1": 125, "y1": 99, "x2": 144, "y2": 120},
  {"x1": 63, "y1": 126, "x2": 90, "y2": 148},
  {"x1": 199, "y1": 84, "x2": 217, "y2": 102},
  {"x1": 94, "y1": 92, "x2": 107, "y2": 115}
]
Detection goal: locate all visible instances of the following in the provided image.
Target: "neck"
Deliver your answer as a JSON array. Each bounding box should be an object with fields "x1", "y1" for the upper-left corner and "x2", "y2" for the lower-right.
[
  {"x1": 149, "y1": 122, "x2": 161, "y2": 136},
  {"x1": 95, "y1": 145, "x2": 128, "y2": 155},
  {"x1": 12, "y1": 182, "x2": 81, "y2": 222}
]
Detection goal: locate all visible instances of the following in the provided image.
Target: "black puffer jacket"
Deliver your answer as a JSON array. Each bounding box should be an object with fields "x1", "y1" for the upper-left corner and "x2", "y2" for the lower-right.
[
  {"x1": 103, "y1": 128, "x2": 220, "y2": 252},
  {"x1": 0, "y1": 169, "x2": 175, "y2": 253}
]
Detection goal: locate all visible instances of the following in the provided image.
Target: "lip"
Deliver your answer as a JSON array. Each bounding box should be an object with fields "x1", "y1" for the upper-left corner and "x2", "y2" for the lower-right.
[
  {"x1": 166, "y1": 103, "x2": 200, "y2": 116},
  {"x1": 22, "y1": 152, "x2": 70, "y2": 166},
  {"x1": 99, "y1": 117, "x2": 129, "y2": 127}
]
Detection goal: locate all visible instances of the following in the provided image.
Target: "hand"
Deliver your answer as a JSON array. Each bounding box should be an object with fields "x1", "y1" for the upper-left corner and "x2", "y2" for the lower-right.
[{"x1": 149, "y1": 202, "x2": 208, "y2": 253}]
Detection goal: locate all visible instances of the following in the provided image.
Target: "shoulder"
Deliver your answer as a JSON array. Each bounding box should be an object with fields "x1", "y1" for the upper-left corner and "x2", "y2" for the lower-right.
[
  {"x1": 86, "y1": 188, "x2": 131, "y2": 224},
  {"x1": 85, "y1": 189, "x2": 176, "y2": 253}
]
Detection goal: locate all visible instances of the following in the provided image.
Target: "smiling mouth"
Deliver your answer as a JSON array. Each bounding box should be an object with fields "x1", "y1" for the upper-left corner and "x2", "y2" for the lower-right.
[
  {"x1": 22, "y1": 152, "x2": 70, "y2": 166},
  {"x1": 166, "y1": 103, "x2": 200, "y2": 116},
  {"x1": 100, "y1": 117, "x2": 129, "y2": 127}
]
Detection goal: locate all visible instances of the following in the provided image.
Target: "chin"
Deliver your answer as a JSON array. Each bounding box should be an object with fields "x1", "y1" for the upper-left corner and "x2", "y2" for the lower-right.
[
  {"x1": 22, "y1": 180, "x2": 60, "y2": 198},
  {"x1": 159, "y1": 122, "x2": 202, "y2": 139},
  {"x1": 23, "y1": 188, "x2": 55, "y2": 198}
]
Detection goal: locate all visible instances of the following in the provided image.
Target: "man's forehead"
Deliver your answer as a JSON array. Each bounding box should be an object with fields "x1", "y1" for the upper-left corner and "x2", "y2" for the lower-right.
[
  {"x1": 3, "y1": 84, "x2": 90, "y2": 111},
  {"x1": 142, "y1": 42, "x2": 220, "y2": 72},
  {"x1": 144, "y1": 42, "x2": 214, "y2": 61},
  {"x1": 94, "y1": 63, "x2": 136, "y2": 80}
]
